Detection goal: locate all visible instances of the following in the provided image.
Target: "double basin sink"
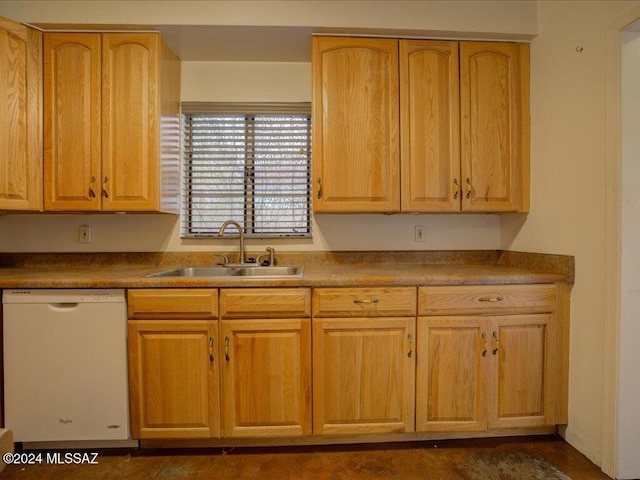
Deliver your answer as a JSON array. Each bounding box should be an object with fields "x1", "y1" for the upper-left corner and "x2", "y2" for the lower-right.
[{"x1": 148, "y1": 265, "x2": 303, "y2": 279}]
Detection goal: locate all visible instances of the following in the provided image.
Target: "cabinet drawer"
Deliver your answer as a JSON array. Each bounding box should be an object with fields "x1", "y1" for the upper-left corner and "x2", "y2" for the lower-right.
[
  {"x1": 219, "y1": 288, "x2": 311, "y2": 319},
  {"x1": 418, "y1": 284, "x2": 556, "y2": 315},
  {"x1": 313, "y1": 287, "x2": 416, "y2": 317},
  {"x1": 128, "y1": 289, "x2": 218, "y2": 319}
]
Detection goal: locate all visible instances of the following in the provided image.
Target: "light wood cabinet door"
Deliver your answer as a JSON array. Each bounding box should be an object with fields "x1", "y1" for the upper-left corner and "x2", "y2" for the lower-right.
[
  {"x1": 488, "y1": 314, "x2": 555, "y2": 428},
  {"x1": 460, "y1": 41, "x2": 530, "y2": 212},
  {"x1": 417, "y1": 312, "x2": 556, "y2": 433},
  {"x1": 221, "y1": 319, "x2": 312, "y2": 437},
  {"x1": 43, "y1": 32, "x2": 180, "y2": 213},
  {"x1": 312, "y1": 36, "x2": 400, "y2": 213},
  {"x1": 312, "y1": 317, "x2": 415, "y2": 435},
  {"x1": 44, "y1": 33, "x2": 102, "y2": 211},
  {"x1": 128, "y1": 320, "x2": 220, "y2": 439},
  {"x1": 0, "y1": 18, "x2": 42, "y2": 211},
  {"x1": 400, "y1": 40, "x2": 460, "y2": 212},
  {"x1": 416, "y1": 316, "x2": 487, "y2": 432},
  {"x1": 102, "y1": 33, "x2": 160, "y2": 211}
]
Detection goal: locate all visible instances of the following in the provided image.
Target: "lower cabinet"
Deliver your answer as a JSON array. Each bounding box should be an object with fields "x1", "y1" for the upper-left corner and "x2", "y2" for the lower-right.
[
  {"x1": 312, "y1": 317, "x2": 416, "y2": 435},
  {"x1": 416, "y1": 316, "x2": 487, "y2": 432},
  {"x1": 127, "y1": 289, "x2": 220, "y2": 439},
  {"x1": 416, "y1": 314, "x2": 554, "y2": 432},
  {"x1": 416, "y1": 285, "x2": 559, "y2": 433},
  {"x1": 220, "y1": 319, "x2": 312, "y2": 437},
  {"x1": 219, "y1": 288, "x2": 312, "y2": 437},
  {"x1": 312, "y1": 287, "x2": 417, "y2": 435},
  {"x1": 126, "y1": 283, "x2": 568, "y2": 443},
  {"x1": 490, "y1": 314, "x2": 554, "y2": 429}
]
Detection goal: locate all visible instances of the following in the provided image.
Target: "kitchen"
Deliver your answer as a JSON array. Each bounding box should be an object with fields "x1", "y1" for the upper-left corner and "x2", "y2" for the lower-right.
[{"x1": 0, "y1": 1, "x2": 638, "y2": 479}]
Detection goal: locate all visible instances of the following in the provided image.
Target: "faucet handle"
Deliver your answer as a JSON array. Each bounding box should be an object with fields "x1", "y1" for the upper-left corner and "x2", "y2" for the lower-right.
[{"x1": 256, "y1": 247, "x2": 276, "y2": 266}]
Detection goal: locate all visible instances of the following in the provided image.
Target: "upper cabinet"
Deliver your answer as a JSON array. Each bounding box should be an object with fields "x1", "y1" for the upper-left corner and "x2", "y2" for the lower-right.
[
  {"x1": 312, "y1": 36, "x2": 530, "y2": 214},
  {"x1": 400, "y1": 40, "x2": 460, "y2": 212},
  {"x1": 0, "y1": 17, "x2": 42, "y2": 211},
  {"x1": 312, "y1": 37, "x2": 400, "y2": 213},
  {"x1": 43, "y1": 33, "x2": 101, "y2": 211},
  {"x1": 460, "y1": 42, "x2": 530, "y2": 213},
  {"x1": 44, "y1": 32, "x2": 181, "y2": 212}
]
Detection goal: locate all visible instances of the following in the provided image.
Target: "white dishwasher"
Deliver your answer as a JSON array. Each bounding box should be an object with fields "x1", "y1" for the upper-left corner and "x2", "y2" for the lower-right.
[{"x1": 3, "y1": 289, "x2": 130, "y2": 443}]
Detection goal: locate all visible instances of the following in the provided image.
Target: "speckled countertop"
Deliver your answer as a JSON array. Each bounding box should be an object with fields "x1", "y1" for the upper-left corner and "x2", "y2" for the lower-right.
[{"x1": 0, "y1": 250, "x2": 574, "y2": 289}]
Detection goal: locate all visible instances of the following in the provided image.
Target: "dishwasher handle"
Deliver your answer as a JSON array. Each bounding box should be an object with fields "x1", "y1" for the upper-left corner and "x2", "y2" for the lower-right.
[{"x1": 49, "y1": 303, "x2": 80, "y2": 310}]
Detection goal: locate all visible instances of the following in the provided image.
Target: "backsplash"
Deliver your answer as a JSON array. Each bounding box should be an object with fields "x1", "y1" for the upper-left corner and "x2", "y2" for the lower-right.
[{"x1": 0, "y1": 213, "x2": 501, "y2": 252}]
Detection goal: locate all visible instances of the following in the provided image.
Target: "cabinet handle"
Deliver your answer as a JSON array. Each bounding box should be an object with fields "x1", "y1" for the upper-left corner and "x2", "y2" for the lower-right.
[
  {"x1": 478, "y1": 295, "x2": 503, "y2": 303},
  {"x1": 481, "y1": 332, "x2": 488, "y2": 357},
  {"x1": 453, "y1": 178, "x2": 460, "y2": 200},
  {"x1": 492, "y1": 331, "x2": 499, "y2": 355},
  {"x1": 353, "y1": 298, "x2": 379, "y2": 304},
  {"x1": 89, "y1": 176, "x2": 96, "y2": 198},
  {"x1": 102, "y1": 176, "x2": 109, "y2": 199},
  {"x1": 466, "y1": 177, "x2": 473, "y2": 199},
  {"x1": 407, "y1": 333, "x2": 414, "y2": 358},
  {"x1": 224, "y1": 336, "x2": 230, "y2": 361},
  {"x1": 209, "y1": 337, "x2": 214, "y2": 363},
  {"x1": 317, "y1": 177, "x2": 323, "y2": 199}
]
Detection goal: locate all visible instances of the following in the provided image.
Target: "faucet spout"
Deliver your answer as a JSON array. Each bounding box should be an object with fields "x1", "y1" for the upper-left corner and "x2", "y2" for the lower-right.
[{"x1": 217, "y1": 220, "x2": 245, "y2": 265}]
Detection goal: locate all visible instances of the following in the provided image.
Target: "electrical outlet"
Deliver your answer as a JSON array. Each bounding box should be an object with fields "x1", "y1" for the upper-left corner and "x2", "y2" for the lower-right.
[
  {"x1": 79, "y1": 225, "x2": 92, "y2": 243},
  {"x1": 415, "y1": 225, "x2": 425, "y2": 242}
]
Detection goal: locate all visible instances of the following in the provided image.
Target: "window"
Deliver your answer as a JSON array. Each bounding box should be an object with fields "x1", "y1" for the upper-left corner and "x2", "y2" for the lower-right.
[{"x1": 181, "y1": 103, "x2": 312, "y2": 238}]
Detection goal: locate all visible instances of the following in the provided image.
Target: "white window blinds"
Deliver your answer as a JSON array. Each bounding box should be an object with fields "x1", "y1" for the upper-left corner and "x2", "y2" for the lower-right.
[{"x1": 181, "y1": 103, "x2": 312, "y2": 238}]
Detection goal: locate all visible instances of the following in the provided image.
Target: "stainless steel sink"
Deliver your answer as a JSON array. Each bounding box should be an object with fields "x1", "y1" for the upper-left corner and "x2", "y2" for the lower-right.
[
  {"x1": 148, "y1": 265, "x2": 303, "y2": 278},
  {"x1": 148, "y1": 266, "x2": 236, "y2": 277},
  {"x1": 233, "y1": 266, "x2": 303, "y2": 277}
]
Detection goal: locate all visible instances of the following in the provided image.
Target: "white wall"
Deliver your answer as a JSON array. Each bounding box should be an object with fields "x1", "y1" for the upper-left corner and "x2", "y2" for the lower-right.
[
  {"x1": 500, "y1": 0, "x2": 640, "y2": 471},
  {"x1": 0, "y1": 213, "x2": 501, "y2": 253},
  {"x1": 181, "y1": 62, "x2": 311, "y2": 103},
  {"x1": 618, "y1": 29, "x2": 640, "y2": 480}
]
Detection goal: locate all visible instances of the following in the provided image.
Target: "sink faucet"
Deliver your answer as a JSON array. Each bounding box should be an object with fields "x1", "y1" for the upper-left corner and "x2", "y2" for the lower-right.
[{"x1": 218, "y1": 220, "x2": 245, "y2": 265}]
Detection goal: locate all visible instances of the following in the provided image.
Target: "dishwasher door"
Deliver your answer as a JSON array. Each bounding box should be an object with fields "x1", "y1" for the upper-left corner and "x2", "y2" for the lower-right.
[{"x1": 3, "y1": 289, "x2": 130, "y2": 442}]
